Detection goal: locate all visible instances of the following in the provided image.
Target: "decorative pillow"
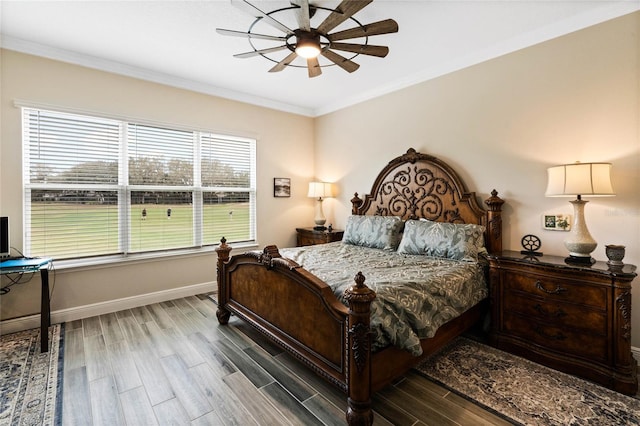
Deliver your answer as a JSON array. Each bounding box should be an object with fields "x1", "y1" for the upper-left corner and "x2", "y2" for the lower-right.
[
  {"x1": 397, "y1": 219, "x2": 486, "y2": 262},
  {"x1": 342, "y1": 215, "x2": 404, "y2": 250}
]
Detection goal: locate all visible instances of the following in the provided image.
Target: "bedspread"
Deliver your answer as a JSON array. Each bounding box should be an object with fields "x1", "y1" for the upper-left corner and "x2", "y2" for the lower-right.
[{"x1": 279, "y1": 242, "x2": 488, "y2": 356}]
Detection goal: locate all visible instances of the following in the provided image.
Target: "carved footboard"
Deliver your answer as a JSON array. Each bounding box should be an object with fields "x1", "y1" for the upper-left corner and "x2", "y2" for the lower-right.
[{"x1": 215, "y1": 239, "x2": 376, "y2": 425}]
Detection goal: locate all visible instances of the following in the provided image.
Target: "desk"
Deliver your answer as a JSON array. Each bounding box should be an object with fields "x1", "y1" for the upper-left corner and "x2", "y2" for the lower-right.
[{"x1": 1, "y1": 258, "x2": 53, "y2": 352}]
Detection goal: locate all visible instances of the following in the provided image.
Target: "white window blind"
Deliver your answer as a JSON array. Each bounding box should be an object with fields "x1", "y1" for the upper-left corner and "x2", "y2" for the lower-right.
[
  {"x1": 201, "y1": 134, "x2": 256, "y2": 245},
  {"x1": 23, "y1": 107, "x2": 256, "y2": 260},
  {"x1": 127, "y1": 124, "x2": 196, "y2": 252},
  {"x1": 24, "y1": 109, "x2": 121, "y2": 258},
  {"x1": 128, "y1": 124, "x2": 194, "y2": 186}
]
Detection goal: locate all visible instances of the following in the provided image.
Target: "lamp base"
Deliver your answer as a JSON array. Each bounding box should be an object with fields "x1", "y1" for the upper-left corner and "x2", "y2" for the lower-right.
[
  {"x1": 313, "y1": 198, "x2": 327, "y2": 231},
  {"x1": 563, "y1": 198, "x2": 597, "y2": 265},
  {"x1": 565, "y1": 255, "x2": 596, "y2": 265}
]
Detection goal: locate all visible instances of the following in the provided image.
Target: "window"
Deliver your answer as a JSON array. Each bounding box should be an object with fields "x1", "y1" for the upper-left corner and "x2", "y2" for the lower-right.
[{"x1": 23, "y1": 107, "x2": 256, "y2": 260}]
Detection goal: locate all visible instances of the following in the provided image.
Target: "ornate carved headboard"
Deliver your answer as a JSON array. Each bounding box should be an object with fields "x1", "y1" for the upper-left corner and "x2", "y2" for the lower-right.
[{"x1": 350, "y1": 148, "x2": 504, "y2": 254}]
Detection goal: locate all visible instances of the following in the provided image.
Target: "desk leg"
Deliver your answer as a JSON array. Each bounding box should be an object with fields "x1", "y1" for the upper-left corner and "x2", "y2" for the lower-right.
[{"x1": 41, "y1": 268, "x2": 50, "y2": 353}]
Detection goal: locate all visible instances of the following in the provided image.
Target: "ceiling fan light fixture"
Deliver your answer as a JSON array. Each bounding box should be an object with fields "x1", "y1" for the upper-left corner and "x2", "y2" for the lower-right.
[
  {"x1": 295, "y1": 32, "x2": 321, "y2": 59},
  {"x1": 218, "y1": 0, "x2": 399, "y2": 77}
]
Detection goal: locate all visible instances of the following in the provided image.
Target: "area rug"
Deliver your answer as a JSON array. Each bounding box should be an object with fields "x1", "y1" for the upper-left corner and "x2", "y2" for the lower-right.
[
  {"x1": 414, "y1": 337, "x2": 640, "y2": 425},
  {"x1": 0, "y1": 324, "x2": 64, "y2": 426}
]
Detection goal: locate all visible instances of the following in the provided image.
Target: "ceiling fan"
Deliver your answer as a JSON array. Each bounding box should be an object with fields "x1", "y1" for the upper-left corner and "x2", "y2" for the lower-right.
[{"x1": 216, "y1": 0, "x2": 399, "y2": 78}]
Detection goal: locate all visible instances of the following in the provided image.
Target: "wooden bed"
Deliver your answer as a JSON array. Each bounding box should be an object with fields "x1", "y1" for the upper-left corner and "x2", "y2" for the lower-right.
[{"x1": 215, "y1": 148, "x2": 504, "y2": 425}]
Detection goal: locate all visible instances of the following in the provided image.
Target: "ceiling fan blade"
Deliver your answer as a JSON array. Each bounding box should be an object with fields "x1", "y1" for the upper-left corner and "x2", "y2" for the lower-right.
[
  {"x1": 317, "y1": 0, "x2": 373, "y2": 34},
  {"x1": 330, "y1": 42, "x2": 389, "y2": 57},
  {"x1": 216, "y1": 28, "x2": 286, "y2": 42},
  {"x1": 291, "y1": 0, "x2": 311, "y2": 31},
  {"x1": 327, "y1": 19, "x2": 398, "y2": 42},
  {"x1": 269, "y1": 52, "x2": 298, "y2": 72},
  {"x1": 321, "y1": 49, "x2": 360, "y2": 73},
  {"x1": 234, "y1": 45, "x2": 289, "y2": 59},
  {"x1": 231, "y1": 0, "x2": 293, "y2": 35},
  {"x1": 307, "y1": 57, "x2": 322, "y2": 78}
]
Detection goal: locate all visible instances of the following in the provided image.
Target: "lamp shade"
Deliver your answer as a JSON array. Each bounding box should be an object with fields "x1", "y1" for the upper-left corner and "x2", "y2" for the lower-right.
[
  {"x1": 545, "y1": 162, "x2": 614, "y2": 197},
  {"x1": 307, "y1": 182, "x2": 334, "y2": 199}
]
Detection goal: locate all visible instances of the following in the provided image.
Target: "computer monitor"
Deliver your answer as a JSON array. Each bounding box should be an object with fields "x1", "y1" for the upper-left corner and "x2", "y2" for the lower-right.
[{"x1": 1, "y1": 217, "x2": 9, "y2": 258}]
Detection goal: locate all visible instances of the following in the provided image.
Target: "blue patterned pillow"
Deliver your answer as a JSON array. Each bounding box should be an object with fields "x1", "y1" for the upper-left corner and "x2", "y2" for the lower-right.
[
  {"x1": 397, "y1": 219, "x2": 486, "y2": 262},
  {"x1": 342, "y1": 215, "x2": 404, "y2": 250}
]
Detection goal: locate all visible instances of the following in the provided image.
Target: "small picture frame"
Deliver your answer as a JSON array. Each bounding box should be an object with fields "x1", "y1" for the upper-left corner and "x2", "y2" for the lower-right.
[
  {"x1": 542, "y1": 214, "x2": 571, "y2": 231},
  {"x1": 273, "y1": 178, "x2": 291, "y2": 198}
]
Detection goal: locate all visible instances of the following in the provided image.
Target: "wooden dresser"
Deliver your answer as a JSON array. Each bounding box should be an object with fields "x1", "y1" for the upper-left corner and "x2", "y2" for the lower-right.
[
  {"x1": 488, "y1": 250, "x2": 638, "y2": 395},
  {"x1": 295, "y1": 227, "x2": 344, "y2": 247}
]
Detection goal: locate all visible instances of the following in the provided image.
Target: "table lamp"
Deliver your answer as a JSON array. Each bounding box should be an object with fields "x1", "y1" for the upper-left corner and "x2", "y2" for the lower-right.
[
  {"x1": 308, "y1": 182, "x2": 334, "y2": 230},
  {"x1": 545, "y1": 162, "x2": 614, "y2": 264}
]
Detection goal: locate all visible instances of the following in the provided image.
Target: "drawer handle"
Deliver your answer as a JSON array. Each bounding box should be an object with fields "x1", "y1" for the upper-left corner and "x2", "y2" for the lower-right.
[
  {"x1": 535, "y1": 281, "x2": 567, "y2": 295},
  {"x1": 533, "y1": 304, "x2": 567, "y2": 319},
  {"x1": 533, "y1": 325, "x2": 567, "y2": 341}
]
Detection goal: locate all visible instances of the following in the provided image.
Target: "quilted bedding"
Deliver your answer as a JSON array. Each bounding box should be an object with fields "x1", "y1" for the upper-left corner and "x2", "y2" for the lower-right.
[{"x1": 280, "y1": 242, "x2": 488, "y2": 356}]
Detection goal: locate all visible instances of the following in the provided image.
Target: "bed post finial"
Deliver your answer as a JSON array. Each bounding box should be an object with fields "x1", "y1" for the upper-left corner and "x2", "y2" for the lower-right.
[
  {"x1": 215, "y1": 237, "x2": 232, "y2": 324},
  {"x1": 351, "y1": 193, "x2": 363, "y2": 215},
  {"x1": 215, "y1": 237, "x2": 231, "y2": 262},
  {"x1": 484, "y1": 190, "x2": 505, "y2": 254},
  {"x1": 344, "y1": 272, "x2": 376, "y2": 426}
]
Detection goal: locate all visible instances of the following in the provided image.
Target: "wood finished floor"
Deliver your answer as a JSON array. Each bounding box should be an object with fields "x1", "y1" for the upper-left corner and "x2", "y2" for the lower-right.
[{"x1": 61, "y1": 294, "x2": 512, "y2": 426}]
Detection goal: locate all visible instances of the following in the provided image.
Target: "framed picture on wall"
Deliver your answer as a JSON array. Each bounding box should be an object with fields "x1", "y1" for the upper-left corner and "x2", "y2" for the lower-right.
[
  {"x1": 274, "y1": 178, "x2": 291, "y2": 198},
  {"x1": 542, "y1": 214, "x2": 571, "y2": 231}
]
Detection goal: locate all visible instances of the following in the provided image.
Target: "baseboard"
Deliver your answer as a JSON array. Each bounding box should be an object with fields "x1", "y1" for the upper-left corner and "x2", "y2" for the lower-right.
[{"x1": 0, "y1": 281, "x2": 216, "y2": 335}]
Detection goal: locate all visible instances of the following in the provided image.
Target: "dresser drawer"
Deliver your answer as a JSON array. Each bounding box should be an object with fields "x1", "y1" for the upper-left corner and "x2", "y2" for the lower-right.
[
  {"x1": 295, "y1": 228, "x2": 344, "y2": 247},
  {"x1": 503, "y1": 292, "x2": 607, "y2": 334},
  {"x1": 297, "y1": 234, "x2": 321, "y2": 246},
  {"x1": 503, "y1": 270, "x2": 607, "y2": 309},
  {"x1": 503, "y1": 313, "x2": 608, "y2": 362}
]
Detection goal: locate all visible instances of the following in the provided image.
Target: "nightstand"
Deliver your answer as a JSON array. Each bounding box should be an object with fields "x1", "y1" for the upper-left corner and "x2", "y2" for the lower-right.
[
  {"x1": 296, "y1": 227, "x2": 344, "y2": 247},
  {"x1": 488, "y1": 250, "x2": 638, "y2": 395}
]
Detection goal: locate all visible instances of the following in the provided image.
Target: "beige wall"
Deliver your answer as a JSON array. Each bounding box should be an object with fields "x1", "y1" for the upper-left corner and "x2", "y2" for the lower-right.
[
  {"x1": 0, "y1": 50, "x2": 315, "y2": 320},
  {"x1": 316, "y1": 12, "x2": 640, "y2": 344}
]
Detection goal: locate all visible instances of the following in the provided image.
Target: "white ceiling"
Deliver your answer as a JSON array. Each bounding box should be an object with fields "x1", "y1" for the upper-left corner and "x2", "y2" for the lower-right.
[{"x1": 1, "y1": 1, "x2": 638, "y2": 117}]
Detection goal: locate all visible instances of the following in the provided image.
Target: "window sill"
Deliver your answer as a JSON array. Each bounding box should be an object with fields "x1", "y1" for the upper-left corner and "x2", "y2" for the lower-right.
[{"x1": 51, "y1": 242, "x2": 259, "y2": 272}]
